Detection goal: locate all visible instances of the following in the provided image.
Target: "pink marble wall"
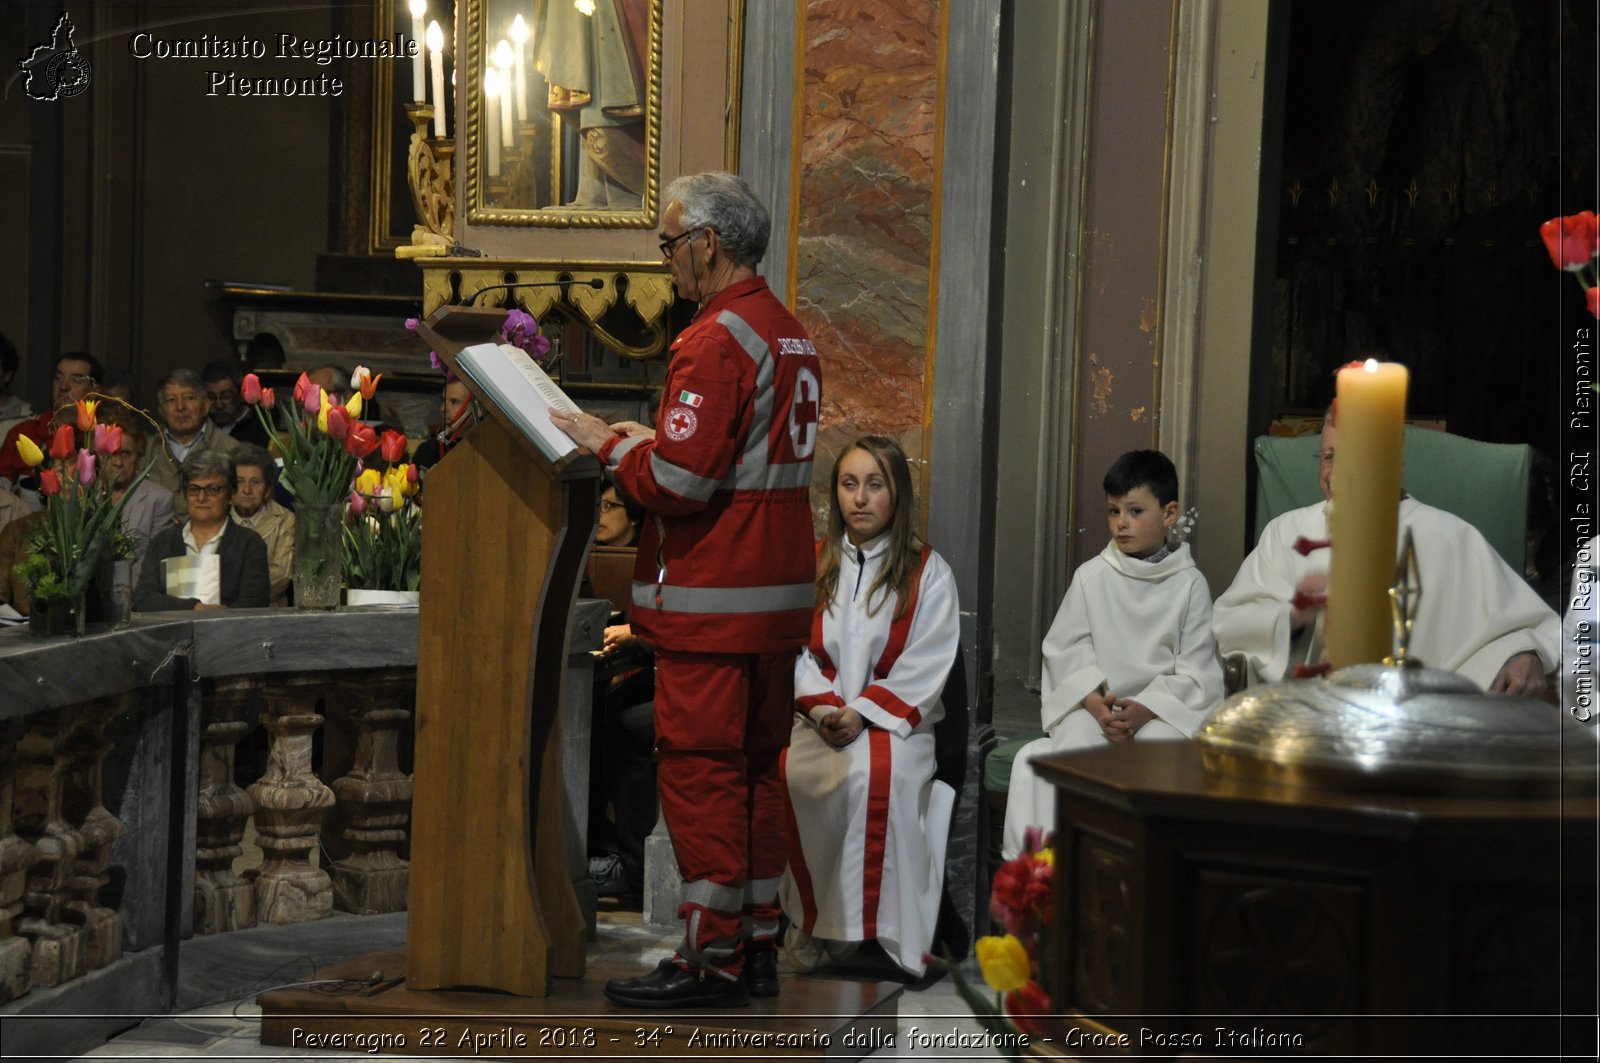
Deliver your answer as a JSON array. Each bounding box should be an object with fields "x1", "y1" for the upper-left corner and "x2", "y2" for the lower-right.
[{"x1": 790, "y1": 0, "x2": 944, "y2": 511}]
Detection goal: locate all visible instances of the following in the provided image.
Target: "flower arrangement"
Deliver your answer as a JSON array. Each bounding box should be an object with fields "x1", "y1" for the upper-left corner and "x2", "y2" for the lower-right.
[
  {"x1": 343, "y1": 436, "x2": 423, "y2": 593},
  {"x1": 927, "y1": 829, "x2": 1057, "y2": 1059},
  {"x1": 407, "y1": 307, "x2": 553, "y2": 381},
  {"x1": 1539, "y1": 210, "x2": 1600, "y2": 316},
  {"x1": 241, "y1": 367, "x2": 382, "y2": 506},
  {"x1": 12, "y1": 399, "x2": 156, "y2": 629}
]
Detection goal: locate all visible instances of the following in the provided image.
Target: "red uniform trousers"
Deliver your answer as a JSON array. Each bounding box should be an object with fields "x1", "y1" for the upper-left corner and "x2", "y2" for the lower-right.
[{"x1": 654, "y1": 647, "x2": 796, "y2": 975}]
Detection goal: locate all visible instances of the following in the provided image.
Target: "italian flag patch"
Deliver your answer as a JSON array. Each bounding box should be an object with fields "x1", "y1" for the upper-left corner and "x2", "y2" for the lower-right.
[{"x1": 677, "y1": 389, "x2": 703, "y2": 408}]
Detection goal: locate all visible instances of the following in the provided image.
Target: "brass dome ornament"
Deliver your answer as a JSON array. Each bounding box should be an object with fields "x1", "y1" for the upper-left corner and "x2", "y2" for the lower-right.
[{"x1": 1201, "y1": 530, "x2": 1597, "y2": 796}]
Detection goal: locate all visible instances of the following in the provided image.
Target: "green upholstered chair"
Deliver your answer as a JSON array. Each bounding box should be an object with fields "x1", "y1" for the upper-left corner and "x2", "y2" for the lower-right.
[{"x1": 1252, "y1": 425, "x2": 1532, "y2": 571}]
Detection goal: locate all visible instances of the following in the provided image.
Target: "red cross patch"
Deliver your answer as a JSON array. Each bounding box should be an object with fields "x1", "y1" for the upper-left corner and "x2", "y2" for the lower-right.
[{"x1": 664, "y1": 404, "x2": 699, "y2": 442}]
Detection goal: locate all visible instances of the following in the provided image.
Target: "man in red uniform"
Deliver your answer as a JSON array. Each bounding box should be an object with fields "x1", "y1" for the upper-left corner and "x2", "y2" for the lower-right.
[
  {"x1": 0, "y1": 352, "x2": 102, "y2": 487},
  {"x1": 552, "y1": 171, "x2": 822, "y2": 1008}
]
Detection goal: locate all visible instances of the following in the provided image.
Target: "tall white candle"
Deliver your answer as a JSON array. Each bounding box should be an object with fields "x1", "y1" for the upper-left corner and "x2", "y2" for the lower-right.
[
  {"x1": 484, "y1": 68, "x2": 501, "y2": 175},
  {"x1": 408, "y1": 0, "x2": 426, "y2": 101},
  {"x1": 426, "y1": 21, "x2": 447, "y2": 137},
  {"x1": 494, "y1": 40, "x2": 515, "y2": 148},
  {"x1": 511, "y1": 14, "x2": 529, "y2": 124}
]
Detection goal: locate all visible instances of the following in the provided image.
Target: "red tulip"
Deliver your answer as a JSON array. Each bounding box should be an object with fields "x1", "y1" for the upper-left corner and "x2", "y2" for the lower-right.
[
  {"x1": 380, "y1": 429, "x2": 407, "y2": 463},
  {"x1": 261, "y1": 387, "x2": 277, "y2": 410},
  {"x1": 405, "y1": 462, "x2": 419, "y2": 485},
  {"x1": 292, "y1": 371, "x2": 311, "y2": 404},
  {"x1": 48, "y1": 423, "x2": 75, "y2": 461},
  {"x1": 325, "y1": 405, "x2": 351, "y2": 441},
  {"x1": 76, "y1": 448, "x2": 96, "y2": 487},
  {"x1": 241, "y1": 373, "x2": 262, "y2": 404},
  {"x1": 344, "y1": 422, "x2": 379, "y2": 458},
  {"x1": 1539, "y1": 211, "x2": 1599, "y2": 271},
  {"x1": 1589, "y1": 286, "x2": 1600, "y2": 319},
  {"x1": 39, "y1": 468, "x2": 61, "y2": 496},
  {"x1": 1003, "y1": 981, "x2": 1054, "y2": 1037}
]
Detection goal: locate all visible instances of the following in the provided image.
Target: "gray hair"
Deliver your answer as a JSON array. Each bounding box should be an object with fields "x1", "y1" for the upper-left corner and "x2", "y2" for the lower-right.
[
  {"x1": 180, "y1": 450, "x2": 237, "y2": 492},
  {"x1": 157, "y1": 368, "x2": 204, "y2": 395},
  {"x1": 665, "y1": 172, "x2": 770, "y2": 269},
  {"x1": 233, "y1": 444, "x2": 279, "y2": 489}
]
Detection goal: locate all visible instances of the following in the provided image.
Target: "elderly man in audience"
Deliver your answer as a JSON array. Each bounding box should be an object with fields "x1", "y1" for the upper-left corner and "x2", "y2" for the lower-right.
[
  {"x1": 98, "y1": 405, "x2": 176, "y2": 587},
  {"x1": 203, "y1": 360, "x2": 270, "y2": 448},
  {"x1": 0, "y1": 352, "x2": 101, "y2": 487},
  {"x1": 147, "y1": 368, "x2": 246, "y2": 516},
  {"x1": 231, "y1": 444, "x2": 295, "y2": 605},
  {"x1": 0, "y1": 332, "x2": 32, "y2": 424},
  {"x1": 1213, "y1": 415, "x2": 1560, "y2": 697},
  {"x1": 135, "y1": 451, "x2": 269, "y2": 612}
]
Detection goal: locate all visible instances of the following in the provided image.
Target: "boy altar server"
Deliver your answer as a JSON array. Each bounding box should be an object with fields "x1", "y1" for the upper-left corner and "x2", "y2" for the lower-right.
[{"x1": 1002, "y1": 450, "x2": 1225, "y2": 857}]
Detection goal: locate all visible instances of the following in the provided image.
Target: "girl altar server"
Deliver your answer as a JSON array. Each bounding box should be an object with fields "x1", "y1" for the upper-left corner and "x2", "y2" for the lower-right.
[{"x1": 779, "y1": 435, "x2": 960, "y2": 978}]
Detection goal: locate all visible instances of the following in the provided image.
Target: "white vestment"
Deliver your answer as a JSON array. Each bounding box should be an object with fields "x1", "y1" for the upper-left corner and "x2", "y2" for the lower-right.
[
  {"x1": 1213, "y1": 498, "x2": 1560, "y2": 690},
  {"x1": 779, "y1": 536, "x2": 960, "y2": 976},
  {"x1": 1002, "y1": 541, "x2": 1225, "y2": 857}
]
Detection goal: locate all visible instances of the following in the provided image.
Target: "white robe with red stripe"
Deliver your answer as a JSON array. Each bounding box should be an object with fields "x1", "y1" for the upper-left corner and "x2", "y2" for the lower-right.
[{"x1": 778, "y1": 535, "x2": 960, "y2": 976}]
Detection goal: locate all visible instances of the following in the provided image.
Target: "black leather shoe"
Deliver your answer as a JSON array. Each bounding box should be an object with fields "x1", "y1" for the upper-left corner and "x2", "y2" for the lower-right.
[
  {"x1": 744, "y1": 945, "x2": 779, "y2": 998},
  {"x1": 604, "y1": 958, "x2": 750, "y2": 1009}
]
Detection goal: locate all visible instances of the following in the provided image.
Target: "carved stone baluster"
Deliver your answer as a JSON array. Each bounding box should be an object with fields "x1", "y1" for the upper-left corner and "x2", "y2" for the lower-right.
[
  {"x1": 194, "y1": 678, "x2": 257, "y2": 933},
  {"x1": 330, "y1": 671, "x2": 413, "y2": 914},
  {"x1": 247, "y1": 677, "x2": 335, "y2": 924},
  {"x1": 14, "y1": 712, "x2": 86, "y2": 987},
  {"x1": 0, "y1": 718, "x2": 40, "y2": 1003},
  {"x1": 62, "y1": 694, "x2": 129, "y2": 971}
]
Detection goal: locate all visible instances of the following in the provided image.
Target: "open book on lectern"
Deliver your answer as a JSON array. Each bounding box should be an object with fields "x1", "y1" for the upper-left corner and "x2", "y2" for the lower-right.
[{"x1": 454, "y1": 342, "x2": 583, "y2": 464}]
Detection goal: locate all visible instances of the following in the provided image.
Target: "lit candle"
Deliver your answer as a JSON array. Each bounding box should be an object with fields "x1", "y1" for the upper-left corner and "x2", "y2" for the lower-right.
[
  {"x1": 484, "y1": 68, "x2": 501, "y2": 175},
  {"x1": 408, "y1": 0, "x2": 427, "y2": 102},
  {"x1": 511, "y1": 14, "x2": 529, "y2": 124},
  {"x1": 1326, "y1": 358, "x2": 1409, "y2": 669},
  {"x1": 494, "y1": 40, "x2": 515, "y2": 148},
  {"x1": 426, "y1": 20, "x2": 447, "y2": 137}
]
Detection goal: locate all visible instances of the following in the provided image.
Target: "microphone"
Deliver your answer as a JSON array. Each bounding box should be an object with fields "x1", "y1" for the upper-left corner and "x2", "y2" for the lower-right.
[{"x1": 467, "y1": 278, "x2": 605, "y2": 304}]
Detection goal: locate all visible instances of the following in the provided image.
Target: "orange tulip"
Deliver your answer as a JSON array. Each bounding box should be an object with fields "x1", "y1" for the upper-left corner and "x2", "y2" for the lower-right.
[{"x1": 75, "y1": 398, "x2": 99, "y2": 432}]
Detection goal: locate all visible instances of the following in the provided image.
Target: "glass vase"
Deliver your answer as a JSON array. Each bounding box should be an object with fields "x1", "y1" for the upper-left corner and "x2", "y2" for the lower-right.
[
  {"x1": 30, "y1": 593, "x2": 86, "y2": 637},
  {"x1": 294, "y1": 501, "x2": 345, "y2": 610}
]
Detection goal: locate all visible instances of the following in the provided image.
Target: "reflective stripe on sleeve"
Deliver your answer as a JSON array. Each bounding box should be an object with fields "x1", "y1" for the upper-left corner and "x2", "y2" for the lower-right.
[
  {"x1": 606, "y1": 434, "x2": 648, "y2": 468},
  {"x1": 632, "y1": 580, "x2": 816, "y2": 614},
  {"x1": 649, "y1": 450, "x2": 721, "y2": 501}
]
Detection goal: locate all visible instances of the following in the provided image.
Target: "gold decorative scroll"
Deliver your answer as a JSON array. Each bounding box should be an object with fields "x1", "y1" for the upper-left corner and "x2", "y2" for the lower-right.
[{"x1": 417, "y1": 260, "x2": 675, "y2": 359}]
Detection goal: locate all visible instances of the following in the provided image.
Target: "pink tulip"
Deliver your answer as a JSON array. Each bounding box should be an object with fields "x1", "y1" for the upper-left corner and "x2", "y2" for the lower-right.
[
  {"x1": 92, "y1": 423, "x2": 114, "y2": 456},
  {"x1": 347, "y1": 490, "x2": 368, "y2": 517},
  {"x1": 76, "y1": 448, "x2": 96, "y2": 487},
  {"x1": 261, "y1": 387, "x2": 277, "y2": 410},
  {"x1": 326, "y1": 405, "x2": 351, "y2": 441},
  {"x1": 241, "y1": 373, "x2": 262, "y2": 404},
  {"x1": 302, "y1": 384, "x2": 323, "y2": 416}
]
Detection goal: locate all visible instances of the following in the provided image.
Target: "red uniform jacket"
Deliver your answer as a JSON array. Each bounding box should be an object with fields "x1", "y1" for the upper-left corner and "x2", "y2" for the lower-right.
[{"x1": 600, "y1": 277, "x2": 822, "y2": 654}]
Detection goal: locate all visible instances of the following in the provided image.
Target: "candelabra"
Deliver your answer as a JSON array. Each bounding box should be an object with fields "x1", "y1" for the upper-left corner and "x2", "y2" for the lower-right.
[{"x1": 397, "y1": 102, "x2": 454, "y2": 259}]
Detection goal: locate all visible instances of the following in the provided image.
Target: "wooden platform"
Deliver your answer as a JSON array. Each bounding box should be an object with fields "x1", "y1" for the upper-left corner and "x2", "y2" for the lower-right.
[{"x1": 259, "y1": 951, "x2": 902, "y2": 1060}]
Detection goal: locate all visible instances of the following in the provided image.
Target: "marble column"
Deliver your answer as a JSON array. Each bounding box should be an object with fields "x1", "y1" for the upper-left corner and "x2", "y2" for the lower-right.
[
  {"x1": 329, "y1": 670, "x2": 412, "y2": 914},
  {"x1": 247, "y1": 677, "x2": 334, "y2": 924},
  {"x1": 194, "y1": 678, "x2": 257, "y2": 933},
  {"x1": 0, "y1": 718, "x2": 41, "y2": 1003},
  {"x1": 62, "y1": 694, "x2": 128, "y2": 970},
  {"x1": 14, "y1": 711, "x2": 87, "y2": 987}
]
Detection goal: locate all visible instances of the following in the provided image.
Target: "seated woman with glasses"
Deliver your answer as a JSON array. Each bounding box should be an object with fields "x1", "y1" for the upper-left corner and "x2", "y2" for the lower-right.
[{"x1": 134, "y1": 451, "x2": 269, "y2": 612}]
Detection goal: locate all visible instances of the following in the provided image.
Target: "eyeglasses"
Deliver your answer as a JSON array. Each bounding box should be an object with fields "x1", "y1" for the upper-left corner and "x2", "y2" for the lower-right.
[
  {"x1": 1315, "y1": 449, "x2": 1336, "y2": 466},
  {"x1": 600, "y1": 499, "x2": 627, "y2": 514},
  {"x1": 53, "y1": 372, "x2": 94, "y2": 386},
  {"x1": 184, "y1": 483, "x2": 229, "y2": 498},
  {"x1": 658, "y1": 227, "x2": 706, "y2": 258}
]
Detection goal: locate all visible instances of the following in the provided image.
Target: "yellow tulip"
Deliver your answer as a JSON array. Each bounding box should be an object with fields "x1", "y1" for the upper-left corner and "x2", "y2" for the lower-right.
[
  {"x1": 382, "y1": 466, "x2": 407, "y2": 499},
  {"x1": 1035, "y1": 848, "x2": 1054, "y2": 869},
  {"x1": 355, "y1": 468, "x2": 382, "y2": 495},
  {"x1": 15, "y1": 434, "x2": 44, "y2": 468},
  {"x1": 316, "y1": 402, "x2": 329, "y2": 434},
  {"x1": 974, "y1": 934, "x2": 1030, "y2": 994},
  {"x1": 346, "y1": 392, "x2": 364, "y2": 419}
]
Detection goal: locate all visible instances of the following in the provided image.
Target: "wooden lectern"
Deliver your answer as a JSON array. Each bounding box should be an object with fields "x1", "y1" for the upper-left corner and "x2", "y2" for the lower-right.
[{"x1": 406, "y1": 305, "x2": 600, "y2": 996}]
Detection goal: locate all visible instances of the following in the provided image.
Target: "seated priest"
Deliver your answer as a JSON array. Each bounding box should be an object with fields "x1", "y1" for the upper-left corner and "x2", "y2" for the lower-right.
[
  {"x1": 1213, "y1": 414, "x2": 1560, "y2": 697},
  {"x1": 134, "y1": 451, "x2": 269, "y2": 612}
]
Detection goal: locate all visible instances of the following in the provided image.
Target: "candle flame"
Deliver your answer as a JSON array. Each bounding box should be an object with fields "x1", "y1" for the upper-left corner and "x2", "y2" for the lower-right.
[
  {"x1": 512, "y1": 14, "x2": 529, "y2": 43},
  {"x1": 426, "y1": 20, "x2": 443, "y2": 53},
  {"x1": 409, "y1": 0, "x2": 426, "y2": 17},
  {"x1": 1363, "y1": 358, "x2": 1380, "y2": 372},
  {"x1": 494, "y1": 39, "x2": 514, "y2": 69}
]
